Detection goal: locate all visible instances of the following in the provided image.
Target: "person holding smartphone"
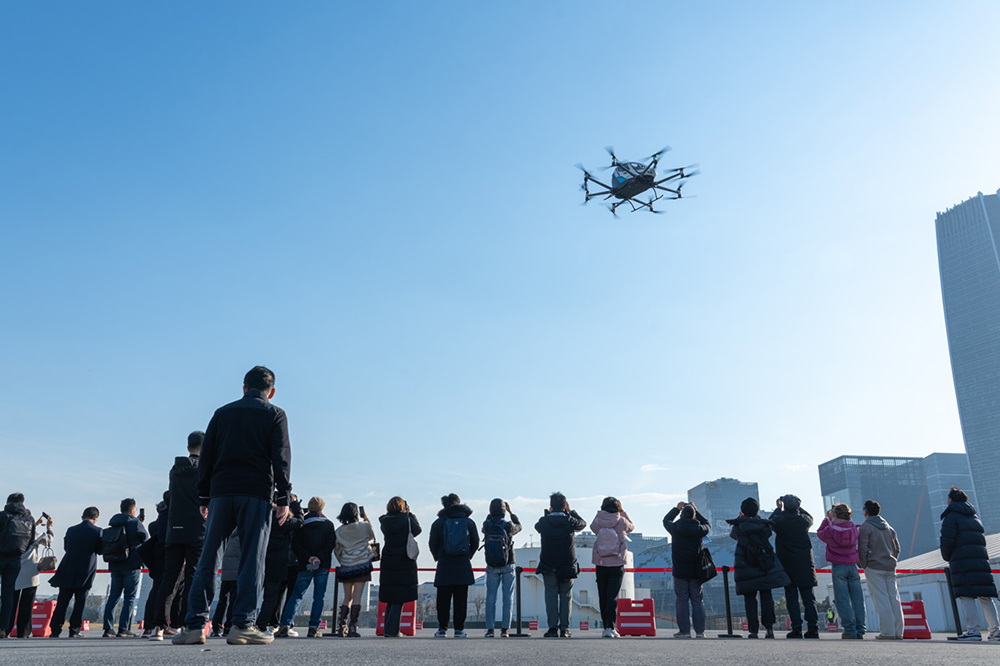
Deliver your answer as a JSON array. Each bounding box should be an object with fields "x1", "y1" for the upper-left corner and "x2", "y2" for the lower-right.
[{"x1": 334, "y1": 503, "x2": 377, "y2": 637}]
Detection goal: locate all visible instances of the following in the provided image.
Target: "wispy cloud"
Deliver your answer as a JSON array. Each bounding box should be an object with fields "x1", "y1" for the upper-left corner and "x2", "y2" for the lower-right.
[{"x1": 640, "y1": 464, "x2": 670, "y2": 473}]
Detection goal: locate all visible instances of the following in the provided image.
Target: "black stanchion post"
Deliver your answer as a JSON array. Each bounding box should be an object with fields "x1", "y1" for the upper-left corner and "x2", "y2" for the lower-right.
[
  {"x1": 944, "y1": 567, "x2": 963, "y2": 639},
  {"x1": 717, "y1": 566, "x2": 741, "y2": 639},
  {"x1": 326, "y1": 569, "x2": 340, "y2": 637},
  {"x1": 511, "y1": 566, "x2": 530, "y2": 637}
]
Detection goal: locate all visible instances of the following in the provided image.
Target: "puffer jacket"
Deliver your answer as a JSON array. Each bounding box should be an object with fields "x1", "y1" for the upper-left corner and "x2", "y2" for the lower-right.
[
  {"x1": 335, "y1": 520, "x2": 377, "y2": 568},
  {"x1": 16, "y1": 528, "x2": 53, "y2": 589},
  {"x1": 941, "y1": 502, "x2": 998, "y2": 598},
  {"x1": 106, "y1": 513, "x2": 148, "y2": 573},
  {"x1": 663, "y1": 507, "x2": 711, "y2": 581},
  {"x1": 428, "y1": 504, "x2": 479, "y2": 587},
  {"x1": 728, "y1": 516, "x2": 791, "y2": 595},
  {"x1": 768, "y1": 495, "x2": 817, "y2": 588},
  {"x1": 858, "y1": 515, "x2": 900, "y2": 572},
  {"x1": 166, "y1": 455, "x2": 205, "y2": 544},
  {"x1": 590, "y1": 510, "x2": 634, "y2": 567},
  {"x1": 535, "y1": 510, "x2": 587, "y2": 579},
  {"x1": 817, "y1": 517, "x2": 859, "y2": 566}
]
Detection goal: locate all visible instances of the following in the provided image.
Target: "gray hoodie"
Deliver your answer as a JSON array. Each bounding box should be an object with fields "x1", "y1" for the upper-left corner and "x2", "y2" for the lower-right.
[{"x1": 858, "y1": 515, "x2": 901, "y2": 572}]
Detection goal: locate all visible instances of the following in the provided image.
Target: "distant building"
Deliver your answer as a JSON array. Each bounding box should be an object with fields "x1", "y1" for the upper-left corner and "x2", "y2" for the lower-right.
[
  {"x1": 818, "y1": 453, "x2": 975, "y2": 559},
  {"x1": 687, "y1": 478, "x2": 759, "y2": 536},
  {"x1": 936, "y1": 190, "x2": 1000, "y2": 533}
]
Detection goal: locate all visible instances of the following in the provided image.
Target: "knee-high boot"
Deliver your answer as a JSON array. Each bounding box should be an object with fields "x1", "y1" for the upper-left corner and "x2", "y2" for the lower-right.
[{"x1": 348, "y1": 604, "x2": 361, "y2": 637}]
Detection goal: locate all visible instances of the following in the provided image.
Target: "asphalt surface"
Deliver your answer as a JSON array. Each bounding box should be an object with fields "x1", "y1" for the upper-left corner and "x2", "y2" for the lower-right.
[{"x1": 0, "y1": 632, "x2": 996, "y2": 665}]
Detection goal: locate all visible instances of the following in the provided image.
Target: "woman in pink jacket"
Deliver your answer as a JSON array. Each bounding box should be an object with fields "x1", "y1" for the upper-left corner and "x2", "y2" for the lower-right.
[
  {"x1": 590, "y1": 497, "x2": 634, "y2": 638},
  {"x1": 817, "y1": 503, "x2": 867, "y2": 639}
]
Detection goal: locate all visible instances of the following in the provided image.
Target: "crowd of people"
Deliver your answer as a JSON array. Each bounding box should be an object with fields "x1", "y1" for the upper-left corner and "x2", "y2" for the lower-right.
[{"x1": 1, "y1": 365, "x2": 999, "y2": 645}]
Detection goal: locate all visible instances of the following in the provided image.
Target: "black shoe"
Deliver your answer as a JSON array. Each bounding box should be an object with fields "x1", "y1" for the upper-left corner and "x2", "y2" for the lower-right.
[
  {"x1": 103, "y1": 630, "x2": 115, "y2": 638},
  {"x1": 543, "y1": 628, "x2": 559, "y2": 638},
  {"x1": 746, "y1": 633, "x2": 759, "y2": 639},
  {"x1": 803, "y1": 627, "x2": 820, "y2": 639},
  {"x1": 786, "y1": 629, "x2": 803, "y2": 639},
  {"x1": 560, "y1": 629, "x2": 572, "y2": 638},
  {"x1": 765, "y1": 627, "x2": 775, "y2": 639},
  {"x1": 500, "y1": 629, "x2": 510, "y2": 638}
]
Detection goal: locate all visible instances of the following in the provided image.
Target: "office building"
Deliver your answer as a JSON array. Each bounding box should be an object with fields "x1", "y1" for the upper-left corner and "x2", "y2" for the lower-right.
[{"x1": 687, "y1": 477, "x2": 759, "y2": 536}]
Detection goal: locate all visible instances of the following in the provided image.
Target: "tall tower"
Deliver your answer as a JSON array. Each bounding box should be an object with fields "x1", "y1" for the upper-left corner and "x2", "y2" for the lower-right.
[{"x1": 936, "y1": 190, "x2": 1000, "y2": 533}]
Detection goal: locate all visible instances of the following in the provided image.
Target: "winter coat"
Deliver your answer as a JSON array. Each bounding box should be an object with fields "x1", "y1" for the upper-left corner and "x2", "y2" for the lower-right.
[
  {"x1": 663, "y1": 507, "x2": 710, "y2": 581},
  {"x1": 429, "y1": 504, "x2": 479, "y2": 587},
  {"x1": 50, "y1": 520, "x2": 103, "y2": 590},
  {"x1": 481, "y1": 513, "x2": 523, "y2": 567},
  {"x1": 535, "y1": 509, "x2": 587, "y2": 579},
  {"x1": 768, "y1": 498, "x2": 817, "y2": 588},
  {"x1": 221, "y1": 533, "x2": 241, "y2": 582},
  {"x1": 817, "y1": 517, "x2": 859, "y2": 566},
  {"x1": 858, "y1": 515, "x2": 900, "y2": 572},
  {"x1": 728, "y1": 516, "x2": 791, "y2": 595},
  {"x1": 166, "y1": 455, "x2": 205, "y2": 544},
  {"x1": 264, "y1": 513, "x2": 301, "y2": 581},
  {"x1": 590, "y1": 510, "x2": 634, "y2": 567},
  {"x1": 16, "y1": 528, "x2": 53, "y2": 590},
  {"x1": 106, "y1": 513, "x2": 149, "y2": 573},
  {"x1": 379, "y1": 512, "x2": 422, "y2": 604},
  {"x1": 293, "y1": 514, "x2": 337, "y2": 572},
  {"x1": 334, "y1": 520, "x2": 377, "y2": 568},
  {"x1": 940, "y1": 502, "x2": 998, "y2": 598},
  {"x1": 0, "y1": 502, "x2": 36, "y2": 557}
]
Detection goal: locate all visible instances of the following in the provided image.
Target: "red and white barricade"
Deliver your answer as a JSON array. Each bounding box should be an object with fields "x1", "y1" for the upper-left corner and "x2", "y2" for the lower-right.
[
  {"x1": 375, "y1": 601, "x2": 416, "y2": 636},
  {"x1": 901, "y1": 600, "x2": 931, "y2": 639},
  {"x1": 827, "y1": 621, "x2": 839, "y2": 633},
  {"x1": 579, "y1": 621, "x2": 589, "y2": 631},
  {"x1": 616, "y1": 599, "x2": 656, "y2": 637},
  {"x1": 529, "y1": 620, "x2": 539, "y2": 631}
]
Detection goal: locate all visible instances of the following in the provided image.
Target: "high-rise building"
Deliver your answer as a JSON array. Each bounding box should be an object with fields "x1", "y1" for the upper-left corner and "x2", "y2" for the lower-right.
[
  {"x1": 818, "y1": 453, "x2": 976, "y2": 558},
  {"x1": 936, "y1": 190, "x2": 1000, "y2": 533},
  {"x1": 687, "y1": 477, "x2": 759, "y2": 536}
]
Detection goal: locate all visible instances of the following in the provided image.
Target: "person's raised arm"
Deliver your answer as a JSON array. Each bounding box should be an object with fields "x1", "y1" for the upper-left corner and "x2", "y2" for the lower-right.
[{"x1": 270, "y1": 409, "x2": 292, "y2": 509}]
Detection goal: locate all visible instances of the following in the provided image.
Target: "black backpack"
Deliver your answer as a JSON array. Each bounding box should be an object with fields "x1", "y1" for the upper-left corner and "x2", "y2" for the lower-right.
[
  {"x1": 483, "y1": 519, "x2": 511, "y2": 567},
  {"x1": 102, "y1": 524, "x2": 129, "y2": 563},
  {"x1": 0, "y1": 511, "x2": 33, "y2": 556},
  {"x1": 443, "y1": 517, "x2": 470, "y2": 557}
]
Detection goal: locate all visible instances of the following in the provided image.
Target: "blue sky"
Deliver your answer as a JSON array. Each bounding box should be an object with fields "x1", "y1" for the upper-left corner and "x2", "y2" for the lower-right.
[{"x1": 3, "y1": 2, "x2": 1000, "y2": 569}]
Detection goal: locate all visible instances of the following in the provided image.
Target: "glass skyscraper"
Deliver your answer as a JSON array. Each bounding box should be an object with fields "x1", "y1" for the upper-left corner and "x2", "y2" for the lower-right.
[
  {"x1": 687, "y1": 477, "x2": 759, "y2": 537},
  {"x1": 936, "y1": 190, "x2": 1000, "y2": 533}
]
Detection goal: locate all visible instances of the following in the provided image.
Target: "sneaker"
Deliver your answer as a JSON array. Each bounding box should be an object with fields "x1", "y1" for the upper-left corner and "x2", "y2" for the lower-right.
[
  {"x1": 957, "y1": 631, "x2": 983, "y2": 642},
  {"x1": 485, "y1": 630, "x2": 495, "y2": 638},
  {"x1": 117, "y1": 630, "x2": 138, "y2": 638},
  {"x1": 543, "y1": 628, "x2": 559, "y2": 638},
  {"x1": 765, "y1": 627, "x2": 775, "y2": 639},
  {"x1": 102, "y1": 630, "x2": 115, "y2": 638},
  {"x1": 876, "y1": 634, "x2": 895, "y2": 640},
  {"x1": 274, "y1": 627, "x2": 289, "y2": 638},
  {"x1": 434, "y1": 629, "x2": 447, "y2": 638},
  {"x1": 307, "y1": 628, "x2": 320, "y2": 638},
  {"x1": 673, "y1": 631, "x2": 691, "y2": 639},
  {"x1": 747, "y1": 633, "x2": 759, "y2": 639},
  {"x1": 227, "y1": 625, "x2": 274, "y2": 645},
  {"x1": 611, "y1": 629, "x2": 620, "y2": 638},
  {"x1": 500, "y1": 629, "x2": 509, "y2": 638},
  {"x1": 286, "y1": 628, "x2": 299, "y2": 637},
  {"x1": 786, "y1": 629, "x2": 803, "y2": 639},
  {"x1": 210, "y1": 630, "x2": 223, "y2": 638},
  {"x1": 171, "y1": 628, "x2": 207, "y2": 645},
  {"x1": 163, "y1": 627, "x2": 179, "y2": 637},
  {"x1": 560, "y1": 629, "x2": 572, "y2": 638},
  {"x1": 149, "y1": 629, "x2": 164, "y2": 641},
  {"x1": 695, "y1": 632, "x2": 705, "y2": 639},
  {"x1": 803, "y1": 627, "x2": 820, "y2": 639},
  {"x1": 455, "y1": 631, "x2": 468, "y2": 638},
  {"x1": 602, "y1": 628, "x2": 613, "y2": 638},
  {"x1": 841, "y1": 633, "x2": 857, "y2": 640},
  {"x1": 988, "y1": 631, "x2": 1000, "y2": 642}
]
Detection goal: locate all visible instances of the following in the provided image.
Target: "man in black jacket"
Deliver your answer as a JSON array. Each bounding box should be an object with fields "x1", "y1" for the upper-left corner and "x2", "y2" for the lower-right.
[
  {"x1": 663, "y1": 501, "x2": 710, "y2": 638},
  {"x1": 0, "y1": 493, "x2": 36, "y2": 639},
  {"x1": 150, "y1": 432, "x2": 206, "y2": 641},
  {"x1": 49, "y1": 507, "x2": 103, "y2": 638},
  {"x1": 173, "y1": 366, "x2": 292, "y2": 647},
  {"x1": 102, "y1": 498, "x2": 148, "y2": 637},
  {"x1": 768, "y1": 495, "x2": 819, "y2": 639},
  {"x1": 534, "y1": 492, "x2": 586, "y2": 638},
  {"x1": 277, "y1": 497, "x2": 336, "y2": 637}
]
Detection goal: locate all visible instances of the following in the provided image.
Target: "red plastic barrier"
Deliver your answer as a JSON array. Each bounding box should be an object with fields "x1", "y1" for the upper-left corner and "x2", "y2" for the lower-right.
[
  {"x1": 528, "y1": 620, "x2": 539, "y2": 631},
  {"x1": 616, "y1": 599, "x2": 656, "y2": 637},
  {"x1": 375, "y1": 601, "x2": 416, "y2": 636},
  {"x1": 902, "y1": 600, "x2": 931, "y2": 639},
  {"x1": 579, "y1": 621, "x2": 589, "y2": 631}
]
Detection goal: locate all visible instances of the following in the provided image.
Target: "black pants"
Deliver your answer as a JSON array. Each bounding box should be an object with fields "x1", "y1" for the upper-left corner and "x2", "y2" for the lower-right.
[
  {"x1": 743, "y1": 589, "x2": 775, "y2": 634},
  {"x1": 595, "y1": 566, "x2": 625, "y2": 630},
  {"x1": 142, "y1": 576, "x2": 161, "y2": 631},
  {"x1": 0, "y1": 555, "x2": 19, "y2": 634},
  {"x1": 279, "y1": 565, "x2": 298, "y2": 618},
  {"x1": 213, "y1": 581, "x2": 237, "y2": 633},
  {"x1": 436, "y1": 585, "x2": 468, "y2": 632},
  {"x1": 50, "y1": 588, "x2": 88, "y2": 636},
  {"x1": 257, "y1": 580, "x2": 285, "y2": 631},
  {"x1": 384, "y1": 603, "x2": 403, "y2": 636},
  {"x1": 8, "y1": 587, "x2": 37, "y2": 637},
  {"x1": 154, "y1": 541, "x2": 201, "y2": 628},
  {"x1": 784, "y1": 585, "x2": 818, "y2": 631}
]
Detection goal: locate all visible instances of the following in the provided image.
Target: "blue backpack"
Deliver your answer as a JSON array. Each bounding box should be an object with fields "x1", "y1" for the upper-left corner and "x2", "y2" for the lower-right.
[
  {"x1": 483, "y1": 518, "x2": 511, "y2": 567},
  {"x1": 443, "y1": 517, "x2": 470, "y2": 557}
]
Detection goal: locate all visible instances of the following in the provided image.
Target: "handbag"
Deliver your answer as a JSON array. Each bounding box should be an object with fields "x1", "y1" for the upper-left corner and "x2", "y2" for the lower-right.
[
  {"x1": 697, "y1": 547, "x2": 718, "y2": 583},
  {"x1": 37, "y1": 547, "x2": 58, "y2": 573},
  {"x1": 406, "y1": 516, "x2": 420, "y2": 561},
  {"x1": 371, "y1": 541, "x2": 381, "y2": 562}
]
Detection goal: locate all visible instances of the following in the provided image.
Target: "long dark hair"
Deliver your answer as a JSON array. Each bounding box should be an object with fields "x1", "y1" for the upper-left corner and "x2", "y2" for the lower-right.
[
  {"x1": 337, "y1": 502, "x2": 360, "y2": 525},
  {"x1": 601, "y1": 496, "x2": 622, "y2": 513}
]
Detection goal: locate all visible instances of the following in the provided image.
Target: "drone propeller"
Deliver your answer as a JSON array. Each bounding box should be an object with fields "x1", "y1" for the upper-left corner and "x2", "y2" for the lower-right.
[
  {"x1": 605, "y1": 203, "x2": 620, "y2": 219},
  {"x1": 647, "y1": 195, "x2": 666, "y2": 214},
  {"x1": 597, "y1": 146, "x2": 619, "y2": 170},
  {"x1": 682, "y1": 168, "x2": 701, "y2": 178},
  {"x1": 646, "y1": 145, "x2": 672, "y2": 162},
  {"x1": 574, "y1": 163, "x2": 593, "y2": 178}
]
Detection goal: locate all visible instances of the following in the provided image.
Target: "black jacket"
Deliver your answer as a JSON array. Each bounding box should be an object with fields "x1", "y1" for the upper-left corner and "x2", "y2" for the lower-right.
[
  {"x1": 137, "y1": 511, "x2": 165, "y2": 579},
  {"x1": 264, "y1": 512, "x2": 302, "y2": 581},
  {"x1": 50, "y1": 520, "x2": 103, "y2": 590},
  {"x1": 663, "y1": 507, "x2": 710, "y2": 581},
  {"x1": 428, "y1": 504, "x2": 479, "y2": 587},
  {"x1": 0, "y1": 502, "x2": 36, "y2": 557},
  {"x1": 940, "y1": 502, "x2": 998, "y2": 598},
  {"x1": 535, "y1": 509, "x2": 587, "y2": 579},
  {"x1": 379, "y1": 512, "x2": 422, "y2": 604},
  {"x1": 167, "y1": 455, "x2": 205, "y2": 544},
  {"x1": 107, "y1": 513, "x2": 149, "y2": 573},
  {"x1": 768, "y1": 499, "x2": 817, "y2": 588},
  {"x1": 292, "y1": 514, "x2": 337, "y2": 572},
  {"x1": 728, "y1": 516, "x2": 791, "y2": 595},
  {"x1": 481, "y1": 513, "x2": 523, "y2": 566},
  {"x1": 199, "y1": 391, "x2": 292, "y2": 507}
]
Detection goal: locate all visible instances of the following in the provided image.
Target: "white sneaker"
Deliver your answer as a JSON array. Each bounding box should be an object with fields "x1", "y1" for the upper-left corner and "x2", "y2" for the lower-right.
[
  {"x1": 602, "y1": 628, "x2": 613, "y2": 638},
  {"x1": 286, "y1": 628, "x2": 299, "y2": 637},
  {"x1": 611, "y1": 629, "x2": 621, "y2": 638},
  {"x1": 988, "y1": 631, "x2": 1000, "y2": 642},
  {"x1": 673, "y1": 631, "x2": 691, "y2": 639},
  {"x1": 149, "y1": 629, "x2": 164, "y2": 642},
  {"x1": 957, "y1": 631, "x2": 982, "y2": 642}
]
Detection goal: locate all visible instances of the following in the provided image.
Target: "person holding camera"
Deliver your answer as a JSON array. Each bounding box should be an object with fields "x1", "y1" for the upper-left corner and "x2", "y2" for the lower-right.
[
  {"x1": 276, "y1": 497, "x2": 336, "y2": 638},
  {"x1": 769, "y1": 495, "x2": 819, "y2": 639},
  {"x1": 102, "y1": 498, "x2": 148, "y2": 638},
  {"x1": 482, "y1": 498, "x2": 522, "y2": 637},
  {"x1": 663, "y1": 500, "x2": 710, "y2": 638},
  {"x1": 334, "y1": 502, "x2": 378, "y2": 637},
  {"x1": 728, "y1": 497, "x2": 790, "y2": 639},
  {"x1": 6, "y1": 511, "x2": 53, "y2": 638},
  {"x1": 817, "y1": 503, "x2": 866, "y2": 639},
  {"x1": 379, "y1": 497, "x2": 422, "y2": 638},
  {"x1": 591, "y1": 497, "x2": 634, "y2": 638},
  {"x1": 0, "y1": 493, "x2": 37, "y2": 639},
  {"x1": 535, "y1": 492, "x2": 587, "y2": 638},
  {"x1": 428, "y1": 494, "x2": 478, "y2": 638}
]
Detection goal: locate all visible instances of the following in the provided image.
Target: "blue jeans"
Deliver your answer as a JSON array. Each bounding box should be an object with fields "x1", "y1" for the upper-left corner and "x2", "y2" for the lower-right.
[
  {"x1": 104, "y1": 569, "x2": 142, "y2": 632},
  {"x1": 484, "y1": 564, "x2": 515, "y2": 630},
  {"x1": 831, "y1": 564, "x2": 866, "y2": 636},
  {"x1": 280, "y1": 569, "x2": 329, "y2": 628},
  {"x1": 185, "y1": 496, "x2": 272, "y2": 629},
  {"x1": 674, "y1": 577, "x2": 705, "y2": 634}
]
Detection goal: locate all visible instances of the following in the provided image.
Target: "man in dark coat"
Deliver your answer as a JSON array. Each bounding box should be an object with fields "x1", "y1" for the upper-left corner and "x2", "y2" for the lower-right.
[
  {"x1": 940, "y1": 487, "x2": 1000, "y2": 641},
  {"x1": 378, "y1": 498, "x2": 422, "y2": 637},
  {"x1": 138, "y1": 495, "x2": 168, "y2": 636},
  {"x1": 173, "y1": 366, "x2": 293, "y2": 647},
  {"x1": 663, "y1": 501, "x2": 710, "y2": 638},
  {"x1": 768, "y1": 494, "x2": 819, "y2": 638},
  {"x1": 102, "y1": 498, "x2": 148, "y2": 637},
  {"x1": 728, "y1": 497, "x2": 790, "y2": 639},
  {"x1": 428, "y1": 494, "x2": 478, "y2": 638},
  {"x1": 0, "y1": 493, "x2": 36, "y2": 638},
  {"x1": 256, "y1": 505, "x2": 302, "y2": 632},
  {"x1": 151, "y1": 432, "x2": 206, "y2": 640},
  {"x1": 49, "y1": 507, "x2": 103, "y2": 638},
  {"x1": 534, "y1": 492, "x2": 587, "y2": 638}
]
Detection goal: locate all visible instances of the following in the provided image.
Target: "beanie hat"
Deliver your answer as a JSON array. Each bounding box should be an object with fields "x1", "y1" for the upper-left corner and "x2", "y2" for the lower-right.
[
  {"x1": 489, "y1": 498, "x2": 505, "y2": 517},
  {"x1": 781, "y1": 494, "x2": 801, "y2": 511},
  {"x1": 740, "y1": 497, "x2": 759, "y2": 517},
  {"x1": 308, "y1": 496, "x2": 325, "y2": 514},
  {"x1": 680, "y1": 505, "x2": 695, "y2": 520}
]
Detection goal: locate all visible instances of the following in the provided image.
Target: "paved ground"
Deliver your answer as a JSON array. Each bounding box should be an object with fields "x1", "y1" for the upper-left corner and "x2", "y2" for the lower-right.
[{"x1": 0, "y1": 632, "x2": 997, "y2": 665}]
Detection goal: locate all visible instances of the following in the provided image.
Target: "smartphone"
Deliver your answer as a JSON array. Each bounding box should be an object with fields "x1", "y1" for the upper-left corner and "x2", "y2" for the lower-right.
[
  {"x1": 139, "y1": 508, "x2": 146, "y2": 522},
  {"x1": 359, "y1": 506, "x2": 366, "y2": 519},
  {"x1": 41, "y1": 512, "x2": 51, "y2": 521}
]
